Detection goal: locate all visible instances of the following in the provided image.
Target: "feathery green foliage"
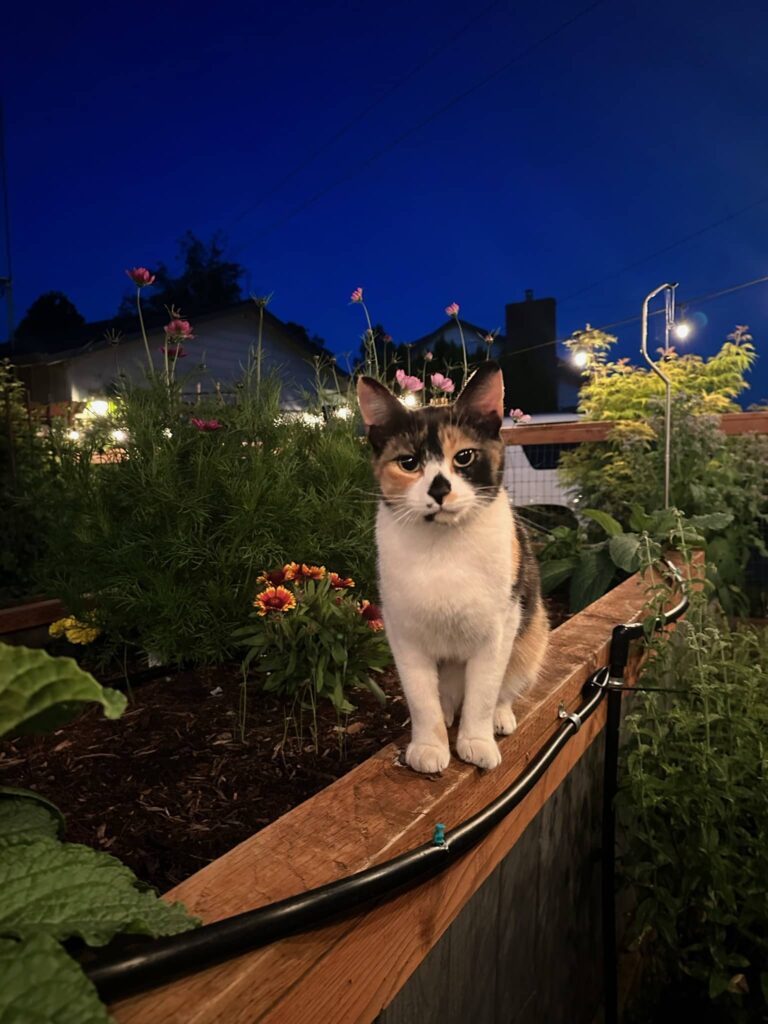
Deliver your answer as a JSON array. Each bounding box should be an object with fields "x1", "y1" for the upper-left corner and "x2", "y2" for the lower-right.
[
  {"x1": 38, "y1": 371, "x2": 376, "y2": 665},
  {"x1": 619, "y1": 601, "x2": 768, "y2": 1021}
]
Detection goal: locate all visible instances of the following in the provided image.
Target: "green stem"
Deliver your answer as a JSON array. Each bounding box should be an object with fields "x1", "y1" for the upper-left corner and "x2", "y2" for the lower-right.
[
  {"x1": 360, "y1": 302, "x2": 379, "y2": 377},
  {"x1": 256, "y1": 304, "x2": 264, "y2": 393},
  {"x1": 454, "y1": 316, "x2": 468, "y2": 387},
  {"x1": 136, "y1": 288, "x2": 153, "y2": 375}
]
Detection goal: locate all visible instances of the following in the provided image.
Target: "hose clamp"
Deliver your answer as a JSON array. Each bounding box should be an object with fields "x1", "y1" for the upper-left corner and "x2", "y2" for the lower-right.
[{"x1": 558, "y1": 703, "x2": 583, "y2": 731}]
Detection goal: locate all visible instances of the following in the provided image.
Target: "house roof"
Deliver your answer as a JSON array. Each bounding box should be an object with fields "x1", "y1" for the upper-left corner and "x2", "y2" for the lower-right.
[
  {"x1": 1, "y1": 301, "x2": 335, "y2": 368},
  {"x1": 406, "y1": 318, "x2": 505, "y2": 351}
]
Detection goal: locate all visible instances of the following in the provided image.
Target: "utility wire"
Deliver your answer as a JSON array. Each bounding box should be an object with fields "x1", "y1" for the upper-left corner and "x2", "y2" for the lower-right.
[
  {"x1": 560, "y1": 192, "x2": 768, "y2": 304},
  {"x1": 241, "y1": 0, "x2": 608, "y2": 242},
  {"x1": 225, "y1": 0, "x2": 507, "y2": 232},
  {"x1": 501, "y1": 271, "x2": 768, "y2": 360}
]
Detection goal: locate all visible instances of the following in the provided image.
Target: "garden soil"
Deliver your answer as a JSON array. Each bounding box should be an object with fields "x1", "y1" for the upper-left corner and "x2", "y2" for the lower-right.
[{"x1": 0, "y1": 597, "x2": 570, "y2": 895}]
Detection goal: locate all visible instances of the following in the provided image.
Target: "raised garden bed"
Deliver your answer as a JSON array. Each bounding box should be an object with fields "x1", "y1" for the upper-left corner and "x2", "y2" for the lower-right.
[{"x1": 101, "y1": 564, "x2": 683, "y2": 1024}]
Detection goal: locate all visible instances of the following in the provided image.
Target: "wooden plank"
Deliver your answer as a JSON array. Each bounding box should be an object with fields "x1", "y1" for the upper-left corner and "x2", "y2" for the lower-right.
[
  {"x1": 501, "y1": 411, "x2": 768, "y2": 447},
  {"x1": 111, "y1": 565, "x2": 668, "y2": 1024},
  {"x1": 0, "y1": 598, "x2": 65, "y2": 636},
  {"x1": 719, "y1": 410, "x2": 768, "y2": 435}
]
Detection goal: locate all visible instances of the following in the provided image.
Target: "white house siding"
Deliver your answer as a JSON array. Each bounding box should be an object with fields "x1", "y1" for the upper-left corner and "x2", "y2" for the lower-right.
[{"x1": 66, "y1": 309, "x2": 321, "y2": 406}]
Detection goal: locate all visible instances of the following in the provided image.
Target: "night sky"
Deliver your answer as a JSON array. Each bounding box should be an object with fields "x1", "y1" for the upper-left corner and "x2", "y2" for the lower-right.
[{"x1": 2, "y1": 0, "x2": 768, "y2": 403}]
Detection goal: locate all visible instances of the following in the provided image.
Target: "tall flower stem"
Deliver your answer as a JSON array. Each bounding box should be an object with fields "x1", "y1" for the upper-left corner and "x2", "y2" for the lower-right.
[
  {"x1": 136, "y1": 288, "x2": 153, "y2": 375},
  {"x1": 454, "y1": 316, "x2": 469, "y2": 387},
  {"x1": 360, "y1": 302, "x2": 379, "y2": 378},
  {"x1": 256, "y1": 302, "x2": 264, "y2": 392}
]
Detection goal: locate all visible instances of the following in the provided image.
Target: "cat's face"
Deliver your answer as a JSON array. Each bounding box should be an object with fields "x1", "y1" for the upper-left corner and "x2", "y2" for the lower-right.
[{"x1": 357, "y1": 363, "x2": 505, "y2": 527}]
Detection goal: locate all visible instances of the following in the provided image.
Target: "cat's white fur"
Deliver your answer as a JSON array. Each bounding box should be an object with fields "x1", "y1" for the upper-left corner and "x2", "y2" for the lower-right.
[{"x1": 377, "y1": 486, "x2": 523, "y2": 772}]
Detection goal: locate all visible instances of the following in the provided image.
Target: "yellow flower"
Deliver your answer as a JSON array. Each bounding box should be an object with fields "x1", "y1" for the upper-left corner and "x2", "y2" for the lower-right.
[
  {"x1": 49, "y1": 616, "x2": 101, "y2": 644},
  {"x1": 49, "y1": 617, "x2": 74, "y2": 639}
]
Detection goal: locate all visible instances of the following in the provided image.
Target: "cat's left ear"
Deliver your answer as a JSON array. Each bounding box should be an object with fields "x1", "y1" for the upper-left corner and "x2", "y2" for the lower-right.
[{"x1": 454, "y1": 362, "x2": 504, "y2": 434}]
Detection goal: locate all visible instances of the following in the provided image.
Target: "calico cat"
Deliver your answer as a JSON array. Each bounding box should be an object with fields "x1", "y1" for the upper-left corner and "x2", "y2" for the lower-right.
[{"x1": 357, "y1": 361, "x2": 549, "y2": 773}]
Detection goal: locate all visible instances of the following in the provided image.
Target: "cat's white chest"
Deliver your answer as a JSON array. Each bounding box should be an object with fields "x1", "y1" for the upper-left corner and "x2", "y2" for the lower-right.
[{"x1": 376, "y1": 495, "x2": 513, "y2": 660}]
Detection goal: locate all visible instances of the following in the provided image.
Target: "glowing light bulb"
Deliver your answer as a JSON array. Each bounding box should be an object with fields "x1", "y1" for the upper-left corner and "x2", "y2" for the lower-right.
[
  {"x1": 400, "y1": 393, "x2": 418, "y2": 407},
  {"x1": 673, "y1": 321, "x2": 692, "y2": 341},
  {"x1": 87, "y1": 399, "x2": 109, "y2": 417},
  {"x1": 572, "y1": 350, "x2": 590, "y2": 369},
  {"x1": 111, "y1": 428, "x2": 127, "y2": 443},
  {"x1": 66, "y1": 429, "x2": 80, "y2": 442},
  {"x1": 334, "y1": 405, "x2": 352, "y2": 419}
]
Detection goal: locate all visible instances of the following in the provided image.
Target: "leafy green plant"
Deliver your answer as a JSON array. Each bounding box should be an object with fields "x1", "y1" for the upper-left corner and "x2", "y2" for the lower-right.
[
  {"x1": 0, "y1": 642, "x2": 198, "y2": 1023},
  {"x1": 236, "y1": 564, "x2": 391, "y2": 748},
  {"x1": 558, "y1": 327, "x2": 768, "y2": 614},
  {"x1": 0, "y1": 360, "x2": 62, "y2": 603},
  {"x1": 617, "y1": 607, "x2": 768, "y2": 1022},
  {"x1": 38, "y1": 366, "x2": 378, "y2": 666},
  {"x1": 537, "y1": 506, "x2": 732, "y2": 613}
]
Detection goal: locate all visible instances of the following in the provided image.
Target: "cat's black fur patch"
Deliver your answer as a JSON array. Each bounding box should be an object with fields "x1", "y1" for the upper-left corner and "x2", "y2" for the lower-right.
[{"x1": 511, "y1": 516, "x2": 541, "y2": 631}]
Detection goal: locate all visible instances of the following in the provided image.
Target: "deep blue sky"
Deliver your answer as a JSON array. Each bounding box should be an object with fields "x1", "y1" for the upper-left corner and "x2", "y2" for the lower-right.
[{"x1": 2, "y1": 0, "x2": 768, "y2": 403}]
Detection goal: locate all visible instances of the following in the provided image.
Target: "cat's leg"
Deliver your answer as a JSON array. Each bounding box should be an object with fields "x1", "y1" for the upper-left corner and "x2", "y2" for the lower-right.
[
  {"x1": 495, "y1": 601, "x2": 550, "y2": 735},
  {"x1": 438, "y1": 661, "x2": 465, "y2": 727},
  {"x1": 456, "y1": 628, "x2": 512, "y2": 770},
  {"x1": 391, "y1": 639, "x2": 450, "y2": 773}
]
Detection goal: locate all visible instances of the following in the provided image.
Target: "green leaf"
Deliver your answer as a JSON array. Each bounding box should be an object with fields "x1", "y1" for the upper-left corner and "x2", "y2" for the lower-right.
[
  {"x1": 538, "y1": 558, "x2": 578, "y2": 595},
  {"x1": 361, "y1": 675, "x2": 387, "y2": 705},
  {"x1": 609, "y1": 533, "x2": 643, "y2": 573},
  {"x1": 629, "y1": 505, "x2": 653, "y2": 533},
  {"x1": 0, "y1": 933, "x2": 110, "y2": 1024},
  {"x1": 581, "y1": 508, "x2": 624, "y2": 536},
  {"x1": 708, "y1": 969, "x2": 731, "y2": 999},
  {"x1": 569, "y1": 549, "x2": 616, "y2": 613},
  {"x1": 688, "y1": 512, "x2": 734, "y2": 532},
  {"x1": 330, "y1": 642, "x2": 347, "y2": 666},
  {"x1": 0, "y1": 796, "x2": 62, "y2": 847},
  {"x1": 0, "y1": 838, "x2": 198, "y2": 946},
  {"x1": 0, "y1": 644, "x2": 127, "y2": 739}
]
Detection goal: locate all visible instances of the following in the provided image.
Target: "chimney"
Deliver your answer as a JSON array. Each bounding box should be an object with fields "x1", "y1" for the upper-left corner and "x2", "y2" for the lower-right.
[{"x1": 498, "y1": 292, "x2": 558, "y2": 414}]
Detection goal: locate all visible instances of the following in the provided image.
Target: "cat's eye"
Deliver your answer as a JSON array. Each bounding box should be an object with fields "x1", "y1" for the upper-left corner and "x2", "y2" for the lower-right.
[
  {"x1": 453, "y1": 449, "x2": 476, "y2": 468},
  {"x1": 397, "y1": 455, "x2": 419, "y2": 472}
]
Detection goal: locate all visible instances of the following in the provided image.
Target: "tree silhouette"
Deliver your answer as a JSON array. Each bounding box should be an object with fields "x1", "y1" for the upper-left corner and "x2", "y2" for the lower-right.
[
  {"x1": 15, "y1": 291, "x2": 86, "y2": 348},
  {"x1": 119, "y1": 232, "x2": 245, "y2": 318}
]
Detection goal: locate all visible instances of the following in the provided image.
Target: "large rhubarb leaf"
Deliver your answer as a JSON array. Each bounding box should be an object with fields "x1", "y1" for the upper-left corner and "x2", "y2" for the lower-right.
[
  {"x1": 0, "y1": 934, "x2": 110, "y2": 1024},
  {"x1": 0, "y1": 643, "x2": 126, "y2": 738},
  {"x1": 0, "y1": 838, "x2": 198, "y2": 946}
]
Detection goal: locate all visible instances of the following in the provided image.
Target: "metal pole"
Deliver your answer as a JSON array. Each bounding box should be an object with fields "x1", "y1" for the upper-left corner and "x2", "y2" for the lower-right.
[{"x1": 640, "y1": 283, "x2": 676, "y2": 509}]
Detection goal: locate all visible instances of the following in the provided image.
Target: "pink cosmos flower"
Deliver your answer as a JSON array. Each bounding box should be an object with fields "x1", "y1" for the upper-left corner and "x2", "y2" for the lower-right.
[
  {"x1": 159, "y1": 345, "x2": 187, "y2": 358},
  {"x1": 445, "y1": 302, "x2": 460, "y2": 317},
  {"x1": 191, "y1": 418, "x2": 223, "y2": 431},
  {"x1": 350, "y1": 287, "x2": 364, "y2": 303},
  {"x1": 164, "y1": 319, "x2": 195, "y2": 343},
  {"x1": 483, "y1": 333, "x2": 495, "y2": 344},
  {"x1": 430, "y1": 373, "x2": 455, "y2": 394},
  {"x1": 509, "y1": 408, "x2": 531, "y2": 424},
  {"x1": 126, "y1": 267, "x2": 156, "y2": 287},
  {"x1": 395, "y1": 368, "x2": 424, "y2": 392},
  {"x1": 424, "y1": 351, "x2": 433, "y2": 361}
]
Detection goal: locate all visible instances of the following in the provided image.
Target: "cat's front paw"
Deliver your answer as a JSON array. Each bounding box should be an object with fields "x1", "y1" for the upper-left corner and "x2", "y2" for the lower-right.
[
  {"x1": 405, "y1": 742, "x2": 450, "y2": 774},
  {"x1": 493, "y1": 706, "x2": 517, "y2": 736},
  {"x1": 456, "y1": 735, "x2": 502, "y2": 770}
]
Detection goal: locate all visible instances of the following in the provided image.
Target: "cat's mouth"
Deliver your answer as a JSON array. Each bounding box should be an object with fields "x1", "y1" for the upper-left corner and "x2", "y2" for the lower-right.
[{"x1": 424, "y1": 507, "x2": 460, "y2": 524}]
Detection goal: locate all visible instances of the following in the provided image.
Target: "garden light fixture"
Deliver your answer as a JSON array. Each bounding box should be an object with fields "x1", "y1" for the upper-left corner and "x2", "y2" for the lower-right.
[
  {"x1": 87, "y1": 398, "x2": 109, "y2": 417},
  {"x1": 571, "y1": 349, "x2": 590, "y2": 369},
  {"x1": 641, "y1": 281, "x2": 677, "y2": 508},
  {"x1": 672, "y1": 320, "x2": 692, "y2": 341}
]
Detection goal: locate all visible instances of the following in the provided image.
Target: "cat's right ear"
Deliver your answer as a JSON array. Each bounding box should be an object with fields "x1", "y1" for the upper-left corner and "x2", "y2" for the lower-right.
[{"x1": 356, "y1": 376, "x2": 408, "y2": 449}]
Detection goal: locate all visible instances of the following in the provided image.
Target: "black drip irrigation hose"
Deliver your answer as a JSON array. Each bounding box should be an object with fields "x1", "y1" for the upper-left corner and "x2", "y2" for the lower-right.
[
  {"x1": 87, "y1": 565, "x2": 690, "y2": 1010},
  {"x1": 87, "y1": 668, "x2": 610, "y2": 1004}
]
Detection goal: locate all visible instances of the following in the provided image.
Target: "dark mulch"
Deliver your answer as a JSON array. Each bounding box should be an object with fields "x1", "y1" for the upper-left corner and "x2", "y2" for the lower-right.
[
  {"x1": 0, "y1": 596, "x2": 570, "y2": 895},
  {"x1": 0, "y1": 666, "x2": 410, "y2": 893}
]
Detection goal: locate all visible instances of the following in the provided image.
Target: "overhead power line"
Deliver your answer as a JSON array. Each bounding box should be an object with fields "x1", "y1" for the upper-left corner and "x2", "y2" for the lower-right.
[
  {"x1": 225, "y1": 0, "x2": 507, "y2": 233},
  {"x1": 503, "y1": 271, "x2": 768, "y2": 359},
  {"x1": 560, "y1": 192, "x2": 768, "y2": 305},
  {"x1": 241, "y1": 0, "x2": 609, "y2": 242}
]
